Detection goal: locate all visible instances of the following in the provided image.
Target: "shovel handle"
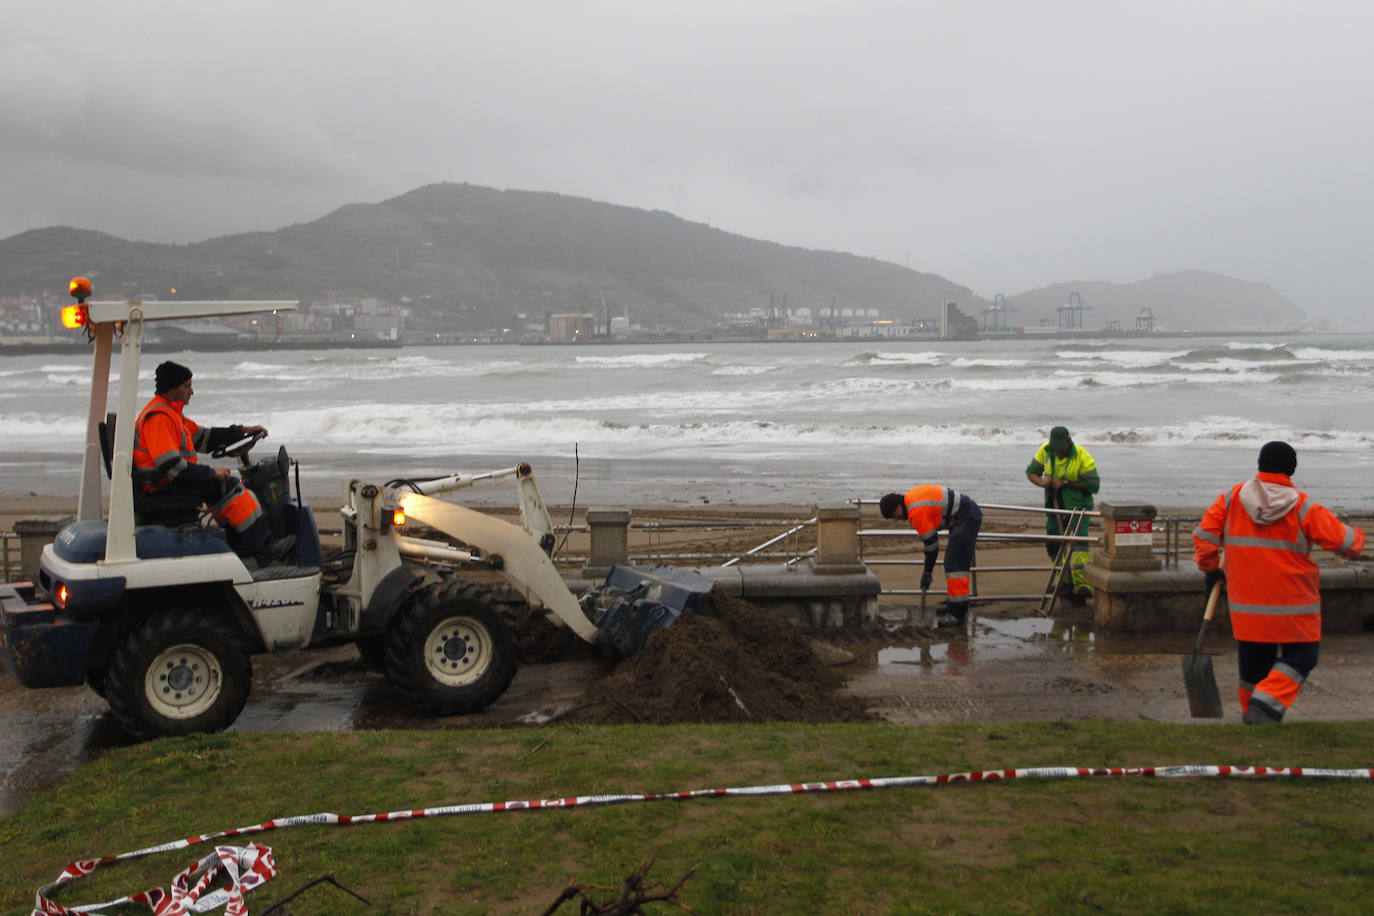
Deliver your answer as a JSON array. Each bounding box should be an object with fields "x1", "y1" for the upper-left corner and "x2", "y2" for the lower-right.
[
  {"x1": 1203, "y1": 581, "x2": 1221, "y2": 621},
  {"x1": 1194, "y1": 581, "x2": 1222, "y2": 654}
]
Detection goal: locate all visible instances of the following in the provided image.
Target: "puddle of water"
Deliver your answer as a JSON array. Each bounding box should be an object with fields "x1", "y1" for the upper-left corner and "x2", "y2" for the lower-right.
[
  {"x1": 878, "y1": 615, "x2": 1097, "y2": 672},
  {"x1": 876, "y1": 614, "x2": 1219, "y2": 675}
]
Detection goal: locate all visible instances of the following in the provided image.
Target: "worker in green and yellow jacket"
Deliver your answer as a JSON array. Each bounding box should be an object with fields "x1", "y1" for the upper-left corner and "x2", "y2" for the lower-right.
[{"x1": 1026, "y1": 426, "x2": 1100, "y2": 602}]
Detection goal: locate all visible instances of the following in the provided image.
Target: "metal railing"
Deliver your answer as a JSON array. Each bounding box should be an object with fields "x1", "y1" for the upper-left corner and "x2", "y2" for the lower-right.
[
  {"x1": 550, "y1": 500, "x2": 1103, "y2": 605},
  {"x1": 550, "y1": 517, "x2": 821, "y2": 568},
  {"x1": 1155, "y1": 512, "x2": 1374, "y2": 568},
  {"x1": 858, "y1": 503, "x2": 1099, "y2": 604},
  {"x1": 1157, "y1": 516, "x2": 1193, "y2": 567}
]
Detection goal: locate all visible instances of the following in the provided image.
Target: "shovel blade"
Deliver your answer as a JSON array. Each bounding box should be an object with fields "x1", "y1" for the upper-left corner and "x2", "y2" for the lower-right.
[{"x1": 1182, "y1": 653, "x2": 1224, "y2": 718}]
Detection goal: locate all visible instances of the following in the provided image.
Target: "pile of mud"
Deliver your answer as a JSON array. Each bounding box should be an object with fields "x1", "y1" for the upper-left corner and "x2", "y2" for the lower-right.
[{"x1": 558, "y1": 588, "x2": 875, "y2": 725}]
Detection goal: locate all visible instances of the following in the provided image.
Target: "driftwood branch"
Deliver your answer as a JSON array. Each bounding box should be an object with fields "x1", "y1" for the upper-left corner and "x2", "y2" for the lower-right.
[
  {"x1": 540, "y1": 859, "x2": 698, "y2": 915},
  {"x1": 260, "y1": 872, "x2": 372, "y2": 913}
]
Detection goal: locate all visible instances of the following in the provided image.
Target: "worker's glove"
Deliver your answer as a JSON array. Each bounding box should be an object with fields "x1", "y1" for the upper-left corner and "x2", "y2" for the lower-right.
[
  {"x1": 919, "y1": 572, "x2": 933, "y2": 591},
  {"x1": 1204, "y1": 569, "x2": 1226, "y2": 594}
]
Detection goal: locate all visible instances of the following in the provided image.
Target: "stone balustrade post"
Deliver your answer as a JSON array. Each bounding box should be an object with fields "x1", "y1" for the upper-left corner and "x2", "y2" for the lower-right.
[
  {"x1": 1091, "y1": 502, "x2": 1160, "y2": 572},
  {"x1": 811, "y1": 504, "x2": 866, "y2": 574},
  {"x1": 583, "y1": 507, "x2": 631, "y2": 578}
]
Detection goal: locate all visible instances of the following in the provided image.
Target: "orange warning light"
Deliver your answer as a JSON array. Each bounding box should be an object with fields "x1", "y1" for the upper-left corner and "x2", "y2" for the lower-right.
[
  {"x1": 61, "y1": 305, "x2": 89, "y2": 329},
  {"x1": 68, "y1": 276, "x2": 92, "y2": 302}
]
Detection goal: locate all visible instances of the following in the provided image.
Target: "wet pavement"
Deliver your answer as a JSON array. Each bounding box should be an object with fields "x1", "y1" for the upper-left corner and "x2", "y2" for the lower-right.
[
  {"x1": 851, "y1": 610, "x2": 1374, "y2": 726},
  {"x1": 4, "y1": 609, "x2": 1373, "y2": 820}
]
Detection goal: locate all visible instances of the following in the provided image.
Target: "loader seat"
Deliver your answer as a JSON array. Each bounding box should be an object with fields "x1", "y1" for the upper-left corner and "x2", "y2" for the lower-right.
[
  {"x1": 132, "y1": 492, "x2": 208, "y2": 528},
  {"x1": 52, "y1": 519, "x2": 232, "y2": 563},
  {"x1": 100, "y1": 412, "x2": 206, "y2": 527}
]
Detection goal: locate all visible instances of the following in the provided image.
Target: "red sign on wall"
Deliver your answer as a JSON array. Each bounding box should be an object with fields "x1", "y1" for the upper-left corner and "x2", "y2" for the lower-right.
[{"x1": 1114, "y1": 519, "x2": 1153, "y2": 546}]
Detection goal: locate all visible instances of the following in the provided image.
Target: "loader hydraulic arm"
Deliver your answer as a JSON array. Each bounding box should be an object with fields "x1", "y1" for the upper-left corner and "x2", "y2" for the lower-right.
[
  {"x1": 388, "y1": 463, "x2": 556, "y2": 553},
  {"x1": 347, "y1": 465, "x2": 597, "y2": 644},
  {"x1": 391, "y1": 492, "x2": 598, "y2": 643}
]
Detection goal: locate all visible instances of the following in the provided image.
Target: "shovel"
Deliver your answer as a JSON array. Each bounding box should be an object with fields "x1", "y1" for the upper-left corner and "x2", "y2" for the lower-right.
[
  {"x1": 903, "y1": 586, "x2": 927, "y2": 628},
  {"x1": 1182, "y1": 582, "x2": 1224, "y2": 718}
]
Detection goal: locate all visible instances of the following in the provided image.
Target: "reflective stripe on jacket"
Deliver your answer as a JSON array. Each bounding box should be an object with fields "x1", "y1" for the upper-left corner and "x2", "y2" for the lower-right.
[
  {"x1": 902, "y1": 484, "x2": 963, "y2": 551},
  {"x1": 1026, "y1": 441, "x2": 1100, "y2": 511},
  {"x1": 132, "y1": 394, "x2": 212, "y2": 491},
  {"x1": 1192, "y1": 472, "x2": 1366, "y2": 642}
]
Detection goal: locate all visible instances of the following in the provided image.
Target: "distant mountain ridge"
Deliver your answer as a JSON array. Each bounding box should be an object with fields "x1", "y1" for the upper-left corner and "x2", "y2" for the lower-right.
[
  {"x1": 0, "y1": 183, "x2": 1306, "y2": 331},
  {"x1": 1007, "y1": 271, "x2": 1307, "y2": 332}
]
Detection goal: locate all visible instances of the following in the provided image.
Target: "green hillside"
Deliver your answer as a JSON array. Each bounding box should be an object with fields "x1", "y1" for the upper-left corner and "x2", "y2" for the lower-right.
[
  {"x1": 0, "y1": 183, "x2": 1308, "y2": 332},
  {"x1": 0, "y1": 184, "x2": 979, "y2": 331}
]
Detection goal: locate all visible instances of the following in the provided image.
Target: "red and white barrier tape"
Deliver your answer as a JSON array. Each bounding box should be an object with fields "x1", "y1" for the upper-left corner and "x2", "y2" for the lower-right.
[
  {"x1": 32, "y1": 764, "x2": 1373, "y2": 914},
  {"x1": 34, "y1": 843, "x2": 274, "y2": 916}
]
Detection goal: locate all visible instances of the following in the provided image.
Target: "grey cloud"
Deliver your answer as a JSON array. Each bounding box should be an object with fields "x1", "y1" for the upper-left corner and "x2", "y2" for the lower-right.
[{"x1": 3, "y1": 1, "x2": 1374, "y2": 325}]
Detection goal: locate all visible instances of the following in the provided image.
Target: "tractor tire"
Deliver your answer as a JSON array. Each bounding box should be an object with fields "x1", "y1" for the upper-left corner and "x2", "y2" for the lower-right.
[
  {"x1": 105, "y1": 612, "x2": 253, "y2": 740},
  {"x1": 384, "y1": 579, "x2": 517, "y2": 716}
]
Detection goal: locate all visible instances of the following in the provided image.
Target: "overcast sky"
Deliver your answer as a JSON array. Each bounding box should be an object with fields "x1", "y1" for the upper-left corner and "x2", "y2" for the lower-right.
[{"x1": 4, "y1": 1, "x2": 1372, "y2": 325}]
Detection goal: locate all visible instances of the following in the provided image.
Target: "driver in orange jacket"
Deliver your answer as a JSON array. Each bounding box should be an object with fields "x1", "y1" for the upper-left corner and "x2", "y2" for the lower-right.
[
  {"x1": 1193, "y1": 441, "x2": 1365, "y2": 724},
  {"x1": 132, "y1": 361, "x2": 294, "y2": 565}
]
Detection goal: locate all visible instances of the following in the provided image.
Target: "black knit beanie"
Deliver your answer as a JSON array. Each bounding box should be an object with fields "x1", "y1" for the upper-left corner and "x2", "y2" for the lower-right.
[
  {"x1": 1257, "y1": 441, "x2": 1297, "y2": 476},
  {"x1": 155, "y1": 361, "x2": 193, "y2": 394}
]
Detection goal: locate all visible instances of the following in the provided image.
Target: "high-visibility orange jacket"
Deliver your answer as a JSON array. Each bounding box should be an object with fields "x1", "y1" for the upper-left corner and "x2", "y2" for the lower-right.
[
  {"x1": 902, "y1": 484, "x2": 962, "y2": 553},
  {"x1": 1193, "y1": 472, "x2": 1365, "y2": 642},
  {"x1": 132, "y1": 395, "x2": 241, "y2": 491}
]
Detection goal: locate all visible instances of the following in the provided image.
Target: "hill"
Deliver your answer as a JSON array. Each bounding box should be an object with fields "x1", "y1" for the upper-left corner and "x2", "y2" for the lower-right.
[
  {"x1": 0, "y1": 184, "x2": 1307, "y2": 332},
  {"x1": 0, "y1": 184, "x2": 980, "y2": 331},
  {"x1": 1003, "y1": 271, "x2": 1308, "y2": 332}
]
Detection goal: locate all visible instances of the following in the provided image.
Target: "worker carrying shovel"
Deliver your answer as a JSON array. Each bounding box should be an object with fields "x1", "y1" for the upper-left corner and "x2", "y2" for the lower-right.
[
  {"x1": 1192, "y1": 441, "x2": 1365, "y2": 724},
  {"x1": 1026, "y1": 426, "x2": 1100, "y2": 604},
  {"x1": 880, "y1": 485, "x2": 983, "y2": 629}
]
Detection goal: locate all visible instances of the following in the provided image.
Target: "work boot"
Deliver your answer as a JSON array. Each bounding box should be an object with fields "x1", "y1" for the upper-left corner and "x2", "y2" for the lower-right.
[
  {"x1": 255, "y1": 534, "x2": 297, "y2": 567},
  {"x1": 934, "y1": 603, "x2": 967, "y2": 628},
  {"x1": 1242, "y1": 704, "x2": 1282, "y2": 726}
]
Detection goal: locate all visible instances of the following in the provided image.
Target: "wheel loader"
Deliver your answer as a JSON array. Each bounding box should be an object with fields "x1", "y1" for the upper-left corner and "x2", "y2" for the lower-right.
[{"x1": 0, "y1": 281, "x2": 711, "y2": 739}]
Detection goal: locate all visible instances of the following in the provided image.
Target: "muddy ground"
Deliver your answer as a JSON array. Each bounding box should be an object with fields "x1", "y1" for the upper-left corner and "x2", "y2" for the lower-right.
[{"x1": 5, "y1": 501, "x2": 1374, "y2": 821}]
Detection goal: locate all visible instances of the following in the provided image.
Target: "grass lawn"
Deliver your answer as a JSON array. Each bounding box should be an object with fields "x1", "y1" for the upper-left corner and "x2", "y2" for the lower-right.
[{"x1": 4, "y1": 720, "x2": 1373, "y2": 914}]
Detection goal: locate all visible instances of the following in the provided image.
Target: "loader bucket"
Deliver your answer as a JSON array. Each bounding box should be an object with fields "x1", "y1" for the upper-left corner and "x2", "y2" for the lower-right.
[{"x1": 591, "y1": 565, "x2": 716, "y2": 658}]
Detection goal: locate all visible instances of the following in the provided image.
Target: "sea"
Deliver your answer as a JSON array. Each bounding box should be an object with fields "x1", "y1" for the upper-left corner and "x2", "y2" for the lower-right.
[{"x1": 3, "y1": 334, "x2": 1374, "y2": 512}]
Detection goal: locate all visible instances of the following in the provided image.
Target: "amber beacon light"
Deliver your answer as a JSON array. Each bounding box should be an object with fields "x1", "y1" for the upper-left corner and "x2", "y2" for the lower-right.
[{"x1": 62, "y1": 277, "x2": 93, "y2": 328}]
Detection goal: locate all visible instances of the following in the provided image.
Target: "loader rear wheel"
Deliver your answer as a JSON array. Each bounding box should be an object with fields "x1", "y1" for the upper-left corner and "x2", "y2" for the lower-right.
[
  {"x1": 384, "y1": 580, "x2": 517, "y2": 716},
  {"x1": 105, "y1": 612, "x2": 252, "y2": 740}
]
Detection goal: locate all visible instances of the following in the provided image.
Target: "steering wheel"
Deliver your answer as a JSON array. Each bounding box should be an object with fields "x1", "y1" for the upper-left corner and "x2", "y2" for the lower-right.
[{"x1": 211, "y1": 429, "x2": 267, "y2": 460}]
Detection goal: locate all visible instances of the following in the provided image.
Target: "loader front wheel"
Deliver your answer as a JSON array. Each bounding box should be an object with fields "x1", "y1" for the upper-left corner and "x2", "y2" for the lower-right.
[
  {"x1": 385, "y1": 580, "x2": 517, "y2": 716},
  {"x1": 105, "y1": 612, "x2": 253, "y2": 740}
]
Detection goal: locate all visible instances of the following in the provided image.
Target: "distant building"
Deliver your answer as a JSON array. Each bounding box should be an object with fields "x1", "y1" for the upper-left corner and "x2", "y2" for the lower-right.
[
  {"x1": 548, "y1": 312, "x2": 596, "y2": 342},
  {"x1": 940, "y1": 301, "x2": 978, "y2": 340}
]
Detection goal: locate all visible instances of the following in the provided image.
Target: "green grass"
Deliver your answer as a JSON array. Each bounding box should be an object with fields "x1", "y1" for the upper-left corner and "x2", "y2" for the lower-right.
[{"x1": 4, "y1": 721, "x2": 1374, "y2": 914}]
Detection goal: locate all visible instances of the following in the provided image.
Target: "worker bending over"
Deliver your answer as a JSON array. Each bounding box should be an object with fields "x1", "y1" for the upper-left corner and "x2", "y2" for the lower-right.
[{"x1": 880, "y1": 485, "x2": 983, "y2": 628}]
